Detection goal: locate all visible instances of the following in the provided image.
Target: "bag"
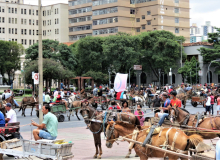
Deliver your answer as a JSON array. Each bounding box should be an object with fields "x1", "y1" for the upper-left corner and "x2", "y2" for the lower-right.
[{"x1": 53, "y1": 97, "x2": 56, "y2": 102}]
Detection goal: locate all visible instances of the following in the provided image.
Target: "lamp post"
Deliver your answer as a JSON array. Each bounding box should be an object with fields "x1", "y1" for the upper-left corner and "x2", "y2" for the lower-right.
[
  {"x1": 129, "y1": 67, "x2": 133, "y2": 90},
  {"x1": 108, "y1": 68, "x2": 111, "y2": 88},
  {"x1": 177, "y1": 40, "x2": 183, "y2": 68},
  {"x1": 158, "y1": 69, "x2": 161, "y2": 88},
  {"x1": 208, "y1": 59, "x2": 220, "y2": 85}
]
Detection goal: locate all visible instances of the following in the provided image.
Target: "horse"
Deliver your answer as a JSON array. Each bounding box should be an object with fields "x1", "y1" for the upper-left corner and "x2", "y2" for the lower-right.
[
  {"x1": 67, "y1": 95, "x2": 81, "y2": 120},
  {"x1": 169, "y1": 106, "x2": 220, "y2": 139},
  {"x1": 0, "y1": 96, "x2": 15, "y2": 116},
  {"x1": 18, "y1": 96, "x2": 38, "y2": 117},
  {"x1": 106, "y1": 121, "x2": 203, "y2": 160},
  {"x1": 80, "y1": 104, "x2": 140, "y2": 159}
]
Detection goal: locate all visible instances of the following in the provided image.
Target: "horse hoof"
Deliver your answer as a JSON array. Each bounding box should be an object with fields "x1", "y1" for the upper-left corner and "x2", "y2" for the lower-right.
[
  {"x1": 125, "y1": 156, "x2": 130, "y2": 158},
  {"x1": 97, "y1": 155, "x2": 101, "y2": 159},
  {"x1": 135, "y1": 154, "x2": 139, "y2": 157},
  {"x1": 93, "y1": 155, "x2": 97, "y2": 159}
]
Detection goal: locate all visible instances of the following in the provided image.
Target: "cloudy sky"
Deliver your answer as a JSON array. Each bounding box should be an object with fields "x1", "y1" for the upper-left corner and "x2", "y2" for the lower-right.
[{"x1": 24, "y1": 0, "x2": 220, "y2": 27}]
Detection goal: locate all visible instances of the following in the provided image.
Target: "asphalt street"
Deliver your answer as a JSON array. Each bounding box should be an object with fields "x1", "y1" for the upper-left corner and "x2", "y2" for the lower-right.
[{"x1": 17, "y1": 100, "x2": 216, "y2": 133}]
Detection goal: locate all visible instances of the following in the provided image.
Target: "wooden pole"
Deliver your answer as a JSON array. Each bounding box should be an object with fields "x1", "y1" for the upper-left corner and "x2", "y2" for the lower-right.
[{"x1": 122, "y1": 137, "x2": 192, "y2": 159}]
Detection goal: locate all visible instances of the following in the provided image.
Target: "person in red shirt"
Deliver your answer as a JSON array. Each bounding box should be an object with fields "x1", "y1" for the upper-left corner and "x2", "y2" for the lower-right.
[
  {"x1": 170, "y1": 91, "x2": 181, "y2": 108},
  {"x1": 116, "y1": 92, "x2": 122, "y2": 100},
  {"x1": 56, "y1": 92, "x2": 62, "y2": 103},
  {"x1": 108, "y1": 101, "x2": 121, "y2": 112},
  {"x1": 210, "y1": 93, "x2": 215, "y2": 115}
]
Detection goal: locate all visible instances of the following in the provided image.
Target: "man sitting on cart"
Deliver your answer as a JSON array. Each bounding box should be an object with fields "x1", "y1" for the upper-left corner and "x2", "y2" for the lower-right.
[
  {"x1": 5, "y1": 103, "x2": 17, "y2": 124},
  {"x1": 32, "y1": 105, "x2": 58, "y2": 141}
]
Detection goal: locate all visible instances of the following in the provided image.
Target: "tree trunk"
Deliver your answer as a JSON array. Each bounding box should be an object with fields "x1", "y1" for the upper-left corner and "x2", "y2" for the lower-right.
[
  {"x1": 58, "y1": 79, "x2": 61, "y2": 90},
  {"x1": 8, "y1": 72, "x2": 11, "y2": 85}
]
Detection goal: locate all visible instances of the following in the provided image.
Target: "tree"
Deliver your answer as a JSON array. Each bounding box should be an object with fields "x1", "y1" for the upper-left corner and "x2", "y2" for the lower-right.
[
  {"x1": 102, "y1": 32, "x2": 141, "y2": 73},
  {"x1": 178, "y1": 56, "x2": 200, "y2": 84},
  {"x1": 139, "y1": 30, "x2": 186, "y2": 80},
  {"x1": 0, "y1": 41, "x2": 10, "y2": 80},
  {"x1": 82, "y1": 71, "x2": 108, "y2": 85},
  {"x1": 199, "y1": 28, "x2": 220, "y2": 74}
]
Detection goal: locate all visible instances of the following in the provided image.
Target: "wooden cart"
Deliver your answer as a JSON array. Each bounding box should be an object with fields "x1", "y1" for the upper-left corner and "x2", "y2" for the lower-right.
[{"x1": 191, "y1": 96, "x2": 206, "y2": 107}]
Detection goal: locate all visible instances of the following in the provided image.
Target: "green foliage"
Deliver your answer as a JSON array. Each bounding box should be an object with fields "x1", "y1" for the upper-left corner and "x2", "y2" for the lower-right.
[
  {"x1": 82, "y1": 71, "x2": 108, "y2": 85},
  {"x1": 13, "y1": 89, "x2": 32, "y2": 94},
  {"x1": 178, "y1": 56, "x2": 200, "y2": 84},
  {"x1": 139, "y1": 30, "x2": 186, "y2": 80},
  {"x1": 199, "y1": 28, "x2": 220, "y2": 74}
]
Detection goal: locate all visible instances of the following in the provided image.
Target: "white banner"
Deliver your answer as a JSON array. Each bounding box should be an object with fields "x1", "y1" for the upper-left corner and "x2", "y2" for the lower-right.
[
  {"x1": 34, "y1": 73, "x2": 39, "y2": 84},
  {"x1": 114, "y1": 73, "x2": 128, "y2": 92}
]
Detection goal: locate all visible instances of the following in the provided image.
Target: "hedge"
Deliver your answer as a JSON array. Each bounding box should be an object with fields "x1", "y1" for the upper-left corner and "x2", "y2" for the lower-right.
[{"x1": 13, "y1": 89, "x2": 32, "y2": 94}]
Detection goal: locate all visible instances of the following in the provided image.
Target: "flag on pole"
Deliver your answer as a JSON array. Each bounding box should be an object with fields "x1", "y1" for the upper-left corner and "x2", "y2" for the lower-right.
[{"x1": 114, "y1": 73, "x2": 128, "y2": 92}]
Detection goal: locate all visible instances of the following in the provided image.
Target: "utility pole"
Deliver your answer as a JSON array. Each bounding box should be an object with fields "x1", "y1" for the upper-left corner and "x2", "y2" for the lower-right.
[{"x1": 38, "y1": 0, "x2": 43, "y2": 124}]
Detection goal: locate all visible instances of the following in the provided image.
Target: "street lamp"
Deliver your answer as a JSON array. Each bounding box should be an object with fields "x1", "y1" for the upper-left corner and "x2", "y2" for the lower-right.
[
  {"x1": 177, "y1": 40, "x2": 183, "y2": 68},
  {"x1": 158, "y1": 69, "x2": 161, "y2": 88},
  {"x1": 208, "y1": 59, "x2": 220, "y2": 84},
  {"x1": 129, "y1": 67, "x2": 133, "y2": 90}
]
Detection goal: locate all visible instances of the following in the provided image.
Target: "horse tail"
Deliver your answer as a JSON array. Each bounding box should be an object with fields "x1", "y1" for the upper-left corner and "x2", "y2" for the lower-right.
[
  {"x1": 188, "y1": 134, "x2": 203, "y2": 147},
  {"x1": 135, "y1": 115, "x2": 140, "y2": 126}
]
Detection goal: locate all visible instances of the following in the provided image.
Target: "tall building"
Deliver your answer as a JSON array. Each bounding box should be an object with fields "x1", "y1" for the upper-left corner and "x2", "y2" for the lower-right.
[
  {"x1": 0, "y1": 0, "x2": 69, "y2": 88},
  {"x1": 190, "y1": 23, "x2": 200, "y2": 36},
  {"x1": 201, "y1": 21, "x2": 217, "y2": 40},
  {"x1": 68, "y1": 0, "x2": 190, "y2": 42}
]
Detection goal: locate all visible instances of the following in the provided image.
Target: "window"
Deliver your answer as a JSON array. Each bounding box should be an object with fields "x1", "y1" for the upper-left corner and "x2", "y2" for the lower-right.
[
  {"x1": 2, "y1": 17, "x2": 4, "y2": 23},
  {"x1": 33, "y1": 9, "x2": 34, "y2": 15},
  {"x1": 29, "y1": 40, "x2": 31, "y2": 45},
  {"x1": 50, "y1": 20, "x2": 51, "y2": 25},
  {"x1": 15, "y1": 39, "x2": 17, "y2": 42},
  {"x1": 147, "y1": 11, "x2": 151, "y2": 15},
  {"x1": 21, "y1": 39, "x2": 23, "y2": 44},
  {"x1": 2, "y1": 7, "x2": 4, "y2": 13},
  {"x1": 21, "y1": 29, "x2": 23, "y2": 34},
  {"x1": 33, "y1": 19, "x2": 34, "y2": 25},
  {"x1": 175, "y1": 0, "x2": 179, "y2": 3},
  {"x1": 93, "y1": 7, "x2": 118, "y2": 16},
  {"x1": 21, "y1": 8, "x2": 23, "y2": 14},
  {"x1": 29, "y1": 9, "x2": 31, "y2": 15},
  {"x1": 29, "y1": 29, "x2": 31, "y2": 35},
  {"x1": 69, "y1": 7, "x2": 92, "y2": 15},
  {"x1": 15, "y1": 28, "x2": 17, "y2": 34},
  {"x1": 24, "y1": 19, "x2": 26, "y2": 25},
  {"x1": 33, "y1": 30, "x2": 34, "y2": 35},
  {"x1": 174, "y1": 8, "x2": 179, "y2": 13},
  {"x1": 57, "y1": 19, "x2": 59, "y2": 24},
  {"x1": 130, "y1": 9, "x2": 135, "y2": 14},
  {"x1": 92, "y1": 27, "x2": 118, "y2": 35},
  {"x1": 0, "y1": 17, "x2": 1, "y2": 23},
  {"x1": 25, "y1": 39, "x2": 27, "y2": 45},
  {"x1": 92, "y1": 0, "x2": 117, "y2": 6},
  {"x1": 15, "y1": 18, "x2": 17, "y2": 24},
  {"x1": 57, "y1": 8, "x2": 59, "y2": 14},
  {"x1": 136, "y1": 18, "x2": 140, "y2": 22},
  {"x1": 24, "y1": 29, "x2": 27, "y2": 35},
  {"x1": 69, "y1": 25, "x2": 92, "y2": 32},
  {"x1": 47, "y1": 10, "x2": 49, "y2": 16},
  {"x1": 2, "y1": 28, "x2": 5, "y2": 33},
  {"x1": 12, "y1": 8, "x2": 14, "y2": 13},
  {"x1": 0, "y1": 7, "x2": 1, "y2": 12},
  {"x1": 12, "y1": 28, "x2": 14, "y2": 34},
  {"x1": 36, "y1": 10, "x2": 38, "y2": 15},
  {"x1": 24, "y1": 9, "x2": 26, "y2": 14},
  {"x1": 55, "y1": 9, "x2": 56, "y2": 14},
  {"x1": 55, "y1": 19, "x2": 56, "y2": 24},
  {"x1": 175, "y1": 17, "x2": 179, "y2": 23},
  {"x1": 0, "y1": 28, "x2": 1, "y2": 33},
  {"x1": 57, "y1": 29, "x2": 59, "y2": 34},
  {"x1": 8, "y1": 18, "x2": 11, "y2": 23},
  {"x1": 15, "y1": 8, "x2": 17, "y2": 14},
  {"x1": 36, "y1": 20, "x2": 38, "y2": 25},
  {"x1": 36, "y1": 30, "x2": 39, "y2": 35},
  {"x1": 147, "y1": 21, "x2": 151, "y2": 25},
  {"x1": 8, "y1": 7, "x2": 11, "y2": 13},
  {"x1": 142, "y1": 15, "x2": 145, "y2": 19},
  {"x1": 9, "y1": 28, "x2": 11, "y2": 34},
  {"x1": 136, "y1": 28, "x2": 140, "y2": 32},
  {"x1": 142, "y1": 25, "x2": 145, "y2": 29},
  {"x1": 29, "y1": 19, "x2": 31, "y2": 25},
  {"x1": 175, "y1": 28, "x2": 179, "y2": 33},
  {"x1": 33, "y1": 40, "x2": 35, "y2": 44},
  {"x1": 12, "y1": 18, "x2": 14, "y2": 24}
]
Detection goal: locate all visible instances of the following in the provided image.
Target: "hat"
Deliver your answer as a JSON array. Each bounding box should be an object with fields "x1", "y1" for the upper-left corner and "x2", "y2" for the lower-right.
[
  {"x1": 201, "y1": 88, "x2": 204, "y2": 91},
  {"x1": 6, "y1": 103, "x2": 12, "y2": 107}
]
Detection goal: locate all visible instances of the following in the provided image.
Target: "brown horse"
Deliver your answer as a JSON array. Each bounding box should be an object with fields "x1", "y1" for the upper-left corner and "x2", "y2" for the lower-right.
[
  {"x1": 80, "y1": 104, "x2": 140, "y2": 159},
  {"x1": 0, "y1": 96, "x2": 15, "y2": 116},
  {"x1": 68, "y1": 100, "x2": 81, "y2": 120},
  {"x1": 18, "y1": 96, "x2": 39, "y2": 117},
  {"x1": 169, "y1": 106, "x2": 220, "y2": 139},
  {"x1": 106, "y1": 121, "x2": 203, "y2": 160}
]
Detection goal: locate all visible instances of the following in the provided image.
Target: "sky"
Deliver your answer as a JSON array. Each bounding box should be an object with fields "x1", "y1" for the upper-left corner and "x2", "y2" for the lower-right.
[{"x1": 24, "y1": 0, "x2": 220, "y2": 27}]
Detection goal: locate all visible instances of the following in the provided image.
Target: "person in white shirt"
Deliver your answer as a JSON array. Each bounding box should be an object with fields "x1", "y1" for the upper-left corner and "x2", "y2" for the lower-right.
[
  {"x1": 2, "y1": 90, "x2": 6, "y2": 100},
  {"x1": 205, "y1": 93, "x2": 211, "y2": 115},
  {"x1": 60, "y1": 89, "x2": 65, "y2": 98},
  {"x1": 5, "y1": 103, "x2": 17, "y2": 123}
]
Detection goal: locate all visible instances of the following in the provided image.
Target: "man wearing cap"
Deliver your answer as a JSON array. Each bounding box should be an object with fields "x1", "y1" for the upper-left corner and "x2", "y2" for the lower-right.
[
  {"x1": 5, "y1": 90, "x2": 19, "y2": 108},
  {"x1": 5, "y1": 103, "x2": 17, "y2": 123}
]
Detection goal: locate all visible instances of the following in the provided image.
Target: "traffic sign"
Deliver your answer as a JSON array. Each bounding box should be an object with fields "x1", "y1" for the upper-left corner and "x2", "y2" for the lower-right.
[
  {"x1": 32, "y1": 72, "x2": 35, "y2": 79},
  {"x1": 134, "y1": 65, "x2": 142, "y2": 70},
  {"x1": 34, "y1": 73, "x2": 39, "y2": 84}
]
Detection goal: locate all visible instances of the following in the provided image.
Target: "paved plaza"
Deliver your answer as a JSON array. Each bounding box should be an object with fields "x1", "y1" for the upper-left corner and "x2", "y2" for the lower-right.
[{"x1": 2, "y1": 101, "x2": 219, "y2": 159}]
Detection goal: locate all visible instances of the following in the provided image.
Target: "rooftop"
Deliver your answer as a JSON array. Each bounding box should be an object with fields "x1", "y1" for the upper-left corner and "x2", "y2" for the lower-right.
[{"x1": 183, "y1": 42, "x2": 213, "y2": 47}]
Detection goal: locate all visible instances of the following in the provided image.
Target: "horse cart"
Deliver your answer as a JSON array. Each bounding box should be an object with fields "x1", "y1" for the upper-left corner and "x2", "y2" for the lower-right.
[
  {"x1": 50, "y1": 103, "x2": 67, "y2": 122},
  {"x1": 191, "y1": 96, "x2": 205, "y2": 107},
  {"x1": 0, "y1": 138, "x2": 74, "y2": 160}
]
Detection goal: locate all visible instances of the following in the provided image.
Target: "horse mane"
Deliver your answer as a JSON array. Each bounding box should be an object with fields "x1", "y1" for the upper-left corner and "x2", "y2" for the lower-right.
[
  {"x1": 179, "y1": 108, "x2": 190, "y2": 114},
  {"x1": 115, "y1": 121, "x2": 137, "y2": 129}
]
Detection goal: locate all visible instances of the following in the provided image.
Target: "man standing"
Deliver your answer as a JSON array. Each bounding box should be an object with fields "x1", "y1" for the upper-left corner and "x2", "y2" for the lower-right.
[
  {"x1": 205, "y1": 93, "x2": 211, "y2": 115},
  {"x1": 32, "y1": 105, "x2": 58, "y2": 141},
  {"x1": 5, "y1": 103, "x2": 17, "y2": 123}
]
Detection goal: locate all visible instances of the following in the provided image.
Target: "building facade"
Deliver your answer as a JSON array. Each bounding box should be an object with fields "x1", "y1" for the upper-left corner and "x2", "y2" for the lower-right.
[
  {"x1": 68, "y1": 0, "x2": 190, "y2": 42},
  {"x1": 0, "y1": 0, "x2": 69, "y2": 88}
]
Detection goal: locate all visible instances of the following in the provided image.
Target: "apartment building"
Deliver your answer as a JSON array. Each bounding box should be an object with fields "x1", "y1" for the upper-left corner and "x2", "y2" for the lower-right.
[
  {"x1": 0, "y1": 0, "x2": 68, "y2": 49},
  {"x1": 68, "y1": 0, "x2": 190, "y2": 42}
]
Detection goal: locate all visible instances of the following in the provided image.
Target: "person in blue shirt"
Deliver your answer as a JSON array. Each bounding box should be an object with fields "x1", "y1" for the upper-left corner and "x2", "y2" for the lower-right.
[
  {"x1": 60, "y1": 82, "x2": 64, "y2": 90},
  {"x1": 0, "y1": 110, "x2": 5, "y2": 127},
  {"x1": 155, "y1": 93, "x2": 171, "y2": 126}
]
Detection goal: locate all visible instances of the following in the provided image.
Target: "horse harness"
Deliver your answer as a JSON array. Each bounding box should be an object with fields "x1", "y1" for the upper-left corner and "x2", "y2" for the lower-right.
[
  {"x1": 209, "y1": 117, "x2": 220, "y2": 130},
  {"x1": 170, "y1": 108, "x2": 190, "y2": 125}
]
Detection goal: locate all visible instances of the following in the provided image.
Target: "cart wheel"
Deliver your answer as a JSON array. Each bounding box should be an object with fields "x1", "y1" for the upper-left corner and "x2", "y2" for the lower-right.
[
  {"x1": 36, "y1": 110, "x2": 39, "y2": 118},
  {"x1": 58, "y1": 115, "x2": 65, "y2": 122},
  {"x1": 192, "y1": 102, "x2": 198, "y2": 107},
  {"x1": 102, "y1": 104, "x2": 107, "y2": 110}
]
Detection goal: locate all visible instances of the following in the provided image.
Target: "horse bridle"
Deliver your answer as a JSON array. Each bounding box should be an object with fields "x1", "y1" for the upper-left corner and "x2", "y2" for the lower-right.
[
  {"x1": 169, "y1": 107, "x2": 190, "y2": 125},
  {"x1": 106, "y1": 123, "x2": 116, "y2": 141}
]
